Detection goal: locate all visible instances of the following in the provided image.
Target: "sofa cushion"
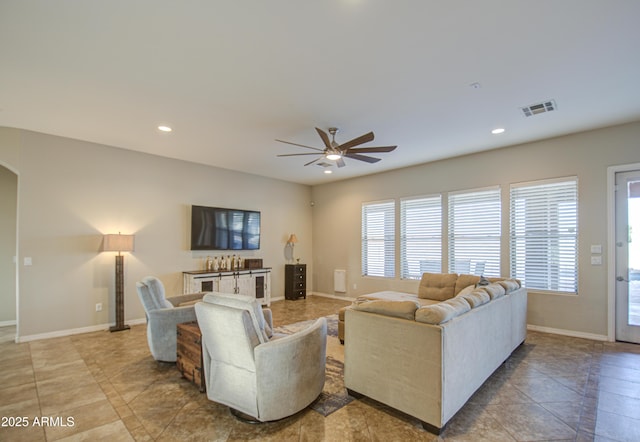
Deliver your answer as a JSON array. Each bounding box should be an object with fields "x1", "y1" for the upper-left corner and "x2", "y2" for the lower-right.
[
  {"x1": 496, "y1": 279, "x2": 521, "y2": 293},
  {"x1": 357, "y1": 290, "x2": 439, "y2": 307},
  {"x1": 352, "y1": 299, "x2": 420, "y2": 320},
  {"x1": 478, "y1": 283, "x2": 507, "y2": 300},
  {"x1": 456, "y1": 286, "x2": 491, "y2": 308},
  {"x1": 415, "y1": 296, "x2": 471, "y2": 324},
  {"x1": 418, "y1": 272, "x2": 458, "y2": 301},
  {"x1": 454, "y1": 274, "x2": 480, "y2": 295}
]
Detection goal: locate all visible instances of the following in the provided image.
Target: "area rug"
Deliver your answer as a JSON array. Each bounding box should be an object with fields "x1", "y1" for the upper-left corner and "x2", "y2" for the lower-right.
[{"x1": 273, "y1": 314, "x2": 355, "y2": 417}]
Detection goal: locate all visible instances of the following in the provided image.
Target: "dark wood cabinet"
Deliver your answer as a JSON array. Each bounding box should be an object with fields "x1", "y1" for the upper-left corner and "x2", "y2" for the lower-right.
[
  {"x1": 176, "y1": 321, "x2": 205, "y2": 392},
  {"x1": 285, "y1": 264, "x2": 306, "y2": 300}
]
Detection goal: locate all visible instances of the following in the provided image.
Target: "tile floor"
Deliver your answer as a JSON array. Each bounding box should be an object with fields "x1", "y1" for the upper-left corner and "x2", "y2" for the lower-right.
[{"x1": 1, "y1": 295, "x2": 640, "y2": 441}]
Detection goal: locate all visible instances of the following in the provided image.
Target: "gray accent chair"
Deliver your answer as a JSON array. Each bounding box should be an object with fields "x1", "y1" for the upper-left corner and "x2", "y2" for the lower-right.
[
  {"x1": 136, "y1": 276, "x2": 204, "y2": 362},
  {"x1": 195, "y1": 292, "x2": 327, "y2": 422}
]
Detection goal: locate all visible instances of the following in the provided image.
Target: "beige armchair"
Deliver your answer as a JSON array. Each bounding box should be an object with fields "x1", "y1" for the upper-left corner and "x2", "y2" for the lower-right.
[
  {"x1": 195, "y1": 292, "x2": 327, "y2": 422},
  {"x1": 136, "y1": 276, "x2": 203, "y2": 362}
]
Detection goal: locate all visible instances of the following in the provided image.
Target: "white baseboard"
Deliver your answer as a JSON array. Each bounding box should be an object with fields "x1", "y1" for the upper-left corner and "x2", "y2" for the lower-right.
[
  {"x1": 0, "y1": 320, "x2": 17, "y2": 327},
  {"x1": 17, "y1": 317, "x2": 147, "y2": 343},
  {"x1": 527, "y1": 324, "x2": 610, "y2": 342}
]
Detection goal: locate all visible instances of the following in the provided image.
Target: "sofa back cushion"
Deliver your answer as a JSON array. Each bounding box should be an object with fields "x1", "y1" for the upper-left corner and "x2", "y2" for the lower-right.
[
  {"x1": 496, "y1": 279, "x2": 521, "y2": 293},
  {"x1": 456, "y1": 285, "x2": 491, "y2": 308},
  {"x1": 454, "y1": 274, "x2": 481, "y2": 295},
  {"x1": 415, "y1": 297, "x2": 471, "y2": 324},
  {"x1": 418, "y1": 272, "x2": 458, "y2": 301}
]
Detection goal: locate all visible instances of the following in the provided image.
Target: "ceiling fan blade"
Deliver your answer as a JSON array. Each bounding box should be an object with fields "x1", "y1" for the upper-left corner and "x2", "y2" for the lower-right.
[
  {"x1": 345, "y1": 145, "x2": 397, "y2": 154},
  {"x1": 304, "y1": 156, "x2": 323, "y2": 166},
  {"x1": 336, "y1": 157, "x2": 346, "y2": 168},
  {"x1": 337, "y1": 131, "x2": 375, "y2": 150},
  {"x1": 345, "y1": 153, "x2": 381, "y2": 163},
  {"x1": 315, "y1": 127, "x2": 332, "y2": 149},
  {"x1": 275, "y1": 139, "x2": 324, "y2": 152},
  {"x1": 277, "y1": 153, "x2": 325, "y2": 157}
]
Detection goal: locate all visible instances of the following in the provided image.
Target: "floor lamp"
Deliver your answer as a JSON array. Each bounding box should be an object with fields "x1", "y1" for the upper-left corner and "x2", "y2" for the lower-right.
[{"x1": 103, "y1": 233, "x2": 135, "y2": 332}]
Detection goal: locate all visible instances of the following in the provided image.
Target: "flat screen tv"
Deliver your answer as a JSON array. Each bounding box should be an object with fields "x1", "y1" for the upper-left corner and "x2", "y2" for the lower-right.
[{"x1": 190, "y1": 205, "x2": 261, "y2": 250}]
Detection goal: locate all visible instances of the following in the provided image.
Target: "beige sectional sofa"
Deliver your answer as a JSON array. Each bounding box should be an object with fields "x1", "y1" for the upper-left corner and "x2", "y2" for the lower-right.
[{"x1": 343, "y1": 272, "x2": 527, "y2": 434}]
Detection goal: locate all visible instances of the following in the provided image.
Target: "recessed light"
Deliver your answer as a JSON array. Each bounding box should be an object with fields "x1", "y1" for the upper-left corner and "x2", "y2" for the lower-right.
[
  {"x1": 324, "y1": 170, "x2": 333, "y2": 174},
  {"x1": 158, "y1": 125, "x2": 172, "y2": 132},
  {"x1": 491, "y1": 128, "x2": 505, "y2": 134}
]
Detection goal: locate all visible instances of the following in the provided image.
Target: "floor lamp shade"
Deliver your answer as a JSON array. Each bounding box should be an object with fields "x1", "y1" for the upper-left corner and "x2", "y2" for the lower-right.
[{"x1": 103, "y1": 234, "x2": 135, "y2": 332}]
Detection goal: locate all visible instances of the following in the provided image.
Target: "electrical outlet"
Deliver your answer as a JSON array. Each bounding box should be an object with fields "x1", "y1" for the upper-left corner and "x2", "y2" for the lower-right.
[{"x1": 96, "y1": 303, "x2": 102, "y2": 312}]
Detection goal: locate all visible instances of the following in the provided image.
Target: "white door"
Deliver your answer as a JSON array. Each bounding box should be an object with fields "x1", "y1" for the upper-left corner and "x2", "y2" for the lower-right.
[{"x1": 615, "y1": 170, "x2": 640, "y2": 343}]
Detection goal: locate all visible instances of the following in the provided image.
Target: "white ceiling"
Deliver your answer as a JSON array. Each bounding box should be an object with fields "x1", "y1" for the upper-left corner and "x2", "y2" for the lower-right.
[{"x1": 2, "y1": 1, "x2": 640, "y2": 185}]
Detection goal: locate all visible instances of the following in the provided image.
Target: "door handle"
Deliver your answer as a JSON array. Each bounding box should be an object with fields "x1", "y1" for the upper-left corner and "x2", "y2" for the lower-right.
[{"x1": 617, "y1": 276, "x2": 629, "y2": 282}]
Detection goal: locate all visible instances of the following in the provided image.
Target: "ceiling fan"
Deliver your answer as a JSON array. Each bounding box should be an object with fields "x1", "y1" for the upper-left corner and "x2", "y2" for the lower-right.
[{"x1": 276, "y1": 127, "x2": 397, "y2": 168}]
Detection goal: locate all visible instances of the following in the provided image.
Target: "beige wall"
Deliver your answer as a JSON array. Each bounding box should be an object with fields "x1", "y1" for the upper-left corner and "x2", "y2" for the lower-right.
[
  {"x1": 0, "y1": 165, "x2": 17, "y2": 323},
  {"x1": 0, "y1": 128, "x2": 312, "y2": 339},
  {"x1": 311, "y1": 121, "x2": 640, "y2": 338}
]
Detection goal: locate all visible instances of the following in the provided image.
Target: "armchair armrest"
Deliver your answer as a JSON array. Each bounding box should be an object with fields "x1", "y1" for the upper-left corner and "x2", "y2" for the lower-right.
[
  {"x1": 254, "y1": 318, "x2": 327, "y2": 421},
  {"x1": 167, "y1": 293, "x2": 204, "y2": 307},
  {"x1": 262, "y1": 308, "x2": 273, "y2": 331},
  {"x1": 147, "y1": 305, "x2": 198, "y2": 328}
]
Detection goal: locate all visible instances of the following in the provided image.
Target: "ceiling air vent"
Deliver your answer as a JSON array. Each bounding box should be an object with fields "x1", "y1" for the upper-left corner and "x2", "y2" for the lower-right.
[{"x1": 521, "y1": 99, "x2": 557, "y2": 117}]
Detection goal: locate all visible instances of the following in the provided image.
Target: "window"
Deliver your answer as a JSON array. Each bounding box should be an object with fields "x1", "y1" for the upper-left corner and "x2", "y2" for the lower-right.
[
  {"x1": 510, "y1": 178, "x2": 578, "y2": 293},
  {"x1": 448, "y1": 187, "x2": 501, "y2": 276},
  {"x1": 362, "y1": 200, "x2": 395, "y2": 277},
  {"x1": 400, "y1": 195, "x2": 442, "y2": 279}
]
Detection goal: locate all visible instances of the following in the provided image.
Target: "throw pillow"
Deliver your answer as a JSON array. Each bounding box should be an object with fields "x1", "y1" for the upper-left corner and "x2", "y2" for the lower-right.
[{"x1": 418, "y1": 272, "x2": 458, "y2": 301}]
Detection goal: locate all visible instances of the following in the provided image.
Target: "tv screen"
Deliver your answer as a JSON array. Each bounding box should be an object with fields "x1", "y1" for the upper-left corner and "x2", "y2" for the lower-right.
[{"x1": 191, "y1": 205, "x2": 261, "y2": 250}]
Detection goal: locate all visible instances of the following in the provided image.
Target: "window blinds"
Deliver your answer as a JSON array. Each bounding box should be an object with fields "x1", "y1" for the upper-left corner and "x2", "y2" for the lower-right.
[
  {"x1": 362, "y1": 200, "x2": 395, "y2": 277},
  {"x1": 510, "y1": 178, "x2": 578, "y2": 293},
  {"x1": 448, "y1": 187, "x2": 501, "y2": 277},
  {"x1": 400, "y1": 195, "x2": 442, "y2": 279}
]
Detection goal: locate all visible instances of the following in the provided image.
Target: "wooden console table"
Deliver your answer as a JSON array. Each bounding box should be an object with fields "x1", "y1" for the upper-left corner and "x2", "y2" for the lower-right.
[{"x1": 183, "y1": 268, "x2": 271, "y2": 306}]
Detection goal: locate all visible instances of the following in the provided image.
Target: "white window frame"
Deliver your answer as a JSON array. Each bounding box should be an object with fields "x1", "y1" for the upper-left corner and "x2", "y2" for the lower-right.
[
  {"x1": 448, "y1": 186, "x2": 501, "y2": 277},
  {"x1": 400, "y1": 194, "x2": 442, "y2": 279},
  {"x1": 362, "y1": 200, "x2": 395, "y2": 278},
  {"x1": 510, "y1": 177, "x2": 578, "y2": 294}
]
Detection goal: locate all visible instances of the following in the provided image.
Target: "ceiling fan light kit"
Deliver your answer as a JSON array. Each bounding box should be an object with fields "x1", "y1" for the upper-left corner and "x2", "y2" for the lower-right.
[{"x1": 276, "y1": 126, "x2": 397, "y2": 169}]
